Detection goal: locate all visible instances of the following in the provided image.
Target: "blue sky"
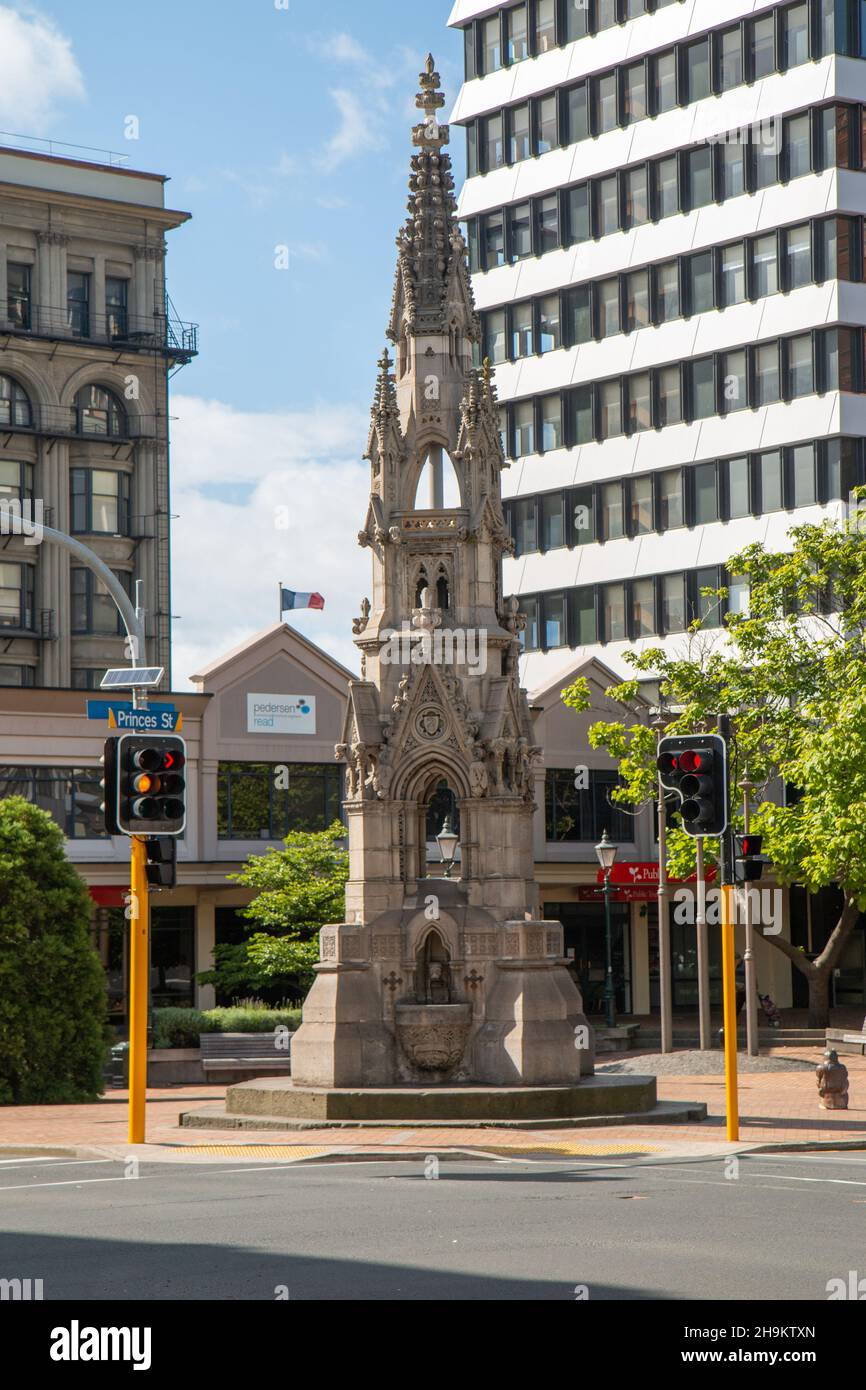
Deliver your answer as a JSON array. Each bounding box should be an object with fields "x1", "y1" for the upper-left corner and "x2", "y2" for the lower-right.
[{"x1": 0, "y1": 1, "x2": 465, "y2": 683}]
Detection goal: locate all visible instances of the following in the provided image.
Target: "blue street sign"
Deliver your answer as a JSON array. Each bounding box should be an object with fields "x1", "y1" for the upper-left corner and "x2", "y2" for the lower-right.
[{"x1": 86, "y1": 700, "x2": 182, "y2": 732}]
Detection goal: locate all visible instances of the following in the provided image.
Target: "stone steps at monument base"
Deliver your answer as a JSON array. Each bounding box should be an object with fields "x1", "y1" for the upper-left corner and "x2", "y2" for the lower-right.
[{"x1": 178, "y1": 1099, "x2": 708, "y2": 1132}]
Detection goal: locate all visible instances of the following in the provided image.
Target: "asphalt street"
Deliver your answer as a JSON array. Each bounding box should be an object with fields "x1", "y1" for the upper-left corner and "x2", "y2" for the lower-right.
[{"x1": 1, "y1": 1150, "x2": 864, "y2": 1301}]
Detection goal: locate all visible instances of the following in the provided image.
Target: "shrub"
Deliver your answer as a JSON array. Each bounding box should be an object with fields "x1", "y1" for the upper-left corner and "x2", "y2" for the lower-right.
[
  {"x1": 0, "y1": 797, "x2": 109, "y2": 1104},
  {"x1": 151, "y1": 1004, "x2": 302, "y2": 1048}
]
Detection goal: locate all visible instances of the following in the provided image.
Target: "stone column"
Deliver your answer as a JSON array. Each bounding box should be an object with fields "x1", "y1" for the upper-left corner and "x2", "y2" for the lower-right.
[
  {"x1": 0, "y1": 240, "x2": 8, "y2": 330},
  {"x1": 93, "y1": 252, "x2": 106, "y2": 341}
]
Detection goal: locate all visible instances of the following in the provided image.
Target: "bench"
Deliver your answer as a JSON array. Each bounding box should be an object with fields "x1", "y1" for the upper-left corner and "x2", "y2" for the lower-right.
[{"x1": 199, "y1": 1032, "x2": 293, "y2": 1081}]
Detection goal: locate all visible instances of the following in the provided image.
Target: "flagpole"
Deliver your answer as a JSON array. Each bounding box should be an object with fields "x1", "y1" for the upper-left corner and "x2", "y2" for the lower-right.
[{"x1": 278, "y1": 582, "x2": 283, "y2": 622}]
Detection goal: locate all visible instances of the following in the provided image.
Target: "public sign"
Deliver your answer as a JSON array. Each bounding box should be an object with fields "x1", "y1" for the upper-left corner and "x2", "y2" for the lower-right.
[{"x1": 87, "y1": 700, "x2": 182, "y2": 732}]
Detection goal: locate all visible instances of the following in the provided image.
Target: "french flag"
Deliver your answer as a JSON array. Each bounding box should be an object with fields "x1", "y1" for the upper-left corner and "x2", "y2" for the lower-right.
[{"x1": 281, "y1": 587, "x2": 325, "y2": 612}]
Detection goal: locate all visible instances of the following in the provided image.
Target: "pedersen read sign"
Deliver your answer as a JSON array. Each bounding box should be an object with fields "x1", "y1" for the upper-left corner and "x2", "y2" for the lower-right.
[{"x1": 247, "y1": 693, "x2": 316, "y2": 735}]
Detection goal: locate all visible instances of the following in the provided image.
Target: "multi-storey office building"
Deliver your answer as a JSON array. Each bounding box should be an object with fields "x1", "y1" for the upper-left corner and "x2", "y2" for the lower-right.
[
  {"x1": 0, "y1": 141, "x2": 197, "y2": 689},
  {"x1": 447, "y1": 0, "x2": 866, "y2": 1010},
  {"x1": 449, "y1": 0, "x2": 866, "y2": 691}
]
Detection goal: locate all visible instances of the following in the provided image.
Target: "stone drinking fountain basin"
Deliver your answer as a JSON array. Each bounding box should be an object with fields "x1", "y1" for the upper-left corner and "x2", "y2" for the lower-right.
[{"x1": 394, "y1": 1003, "x2": 473, "y2": 1073}]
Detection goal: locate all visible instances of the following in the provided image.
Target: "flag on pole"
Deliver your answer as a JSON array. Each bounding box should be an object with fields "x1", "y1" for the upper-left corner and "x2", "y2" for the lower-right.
[{"x1": 280, "y1": 587, "x2": 325, "y2": 613}]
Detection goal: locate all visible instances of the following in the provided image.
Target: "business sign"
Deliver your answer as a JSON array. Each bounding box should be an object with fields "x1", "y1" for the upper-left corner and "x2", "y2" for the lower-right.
[
  {"x1": 247, "y1": 693, "x2": 316, "y2": 735},
  {"x1": 593, "y1": 861, "x2": 717, "y2": 886},
  {"x1": 86, "y1": 701, "x2": 182, "y2": 732}
]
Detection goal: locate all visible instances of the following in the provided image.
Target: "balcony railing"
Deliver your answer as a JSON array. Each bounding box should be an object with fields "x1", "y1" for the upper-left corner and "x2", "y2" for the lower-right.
[
  {"x1": 2, "y1": 303, "x2": 199, "y2": 360},
  {"x1": 0, "y1": 402, "x2": 159, "y2": 441}
]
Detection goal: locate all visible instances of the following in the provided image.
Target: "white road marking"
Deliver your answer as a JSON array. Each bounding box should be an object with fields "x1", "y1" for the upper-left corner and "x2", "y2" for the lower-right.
[
  {"x1": 0, "y1": 1158, "x2": 115, "y2": 1171},
  {"x1": 0, "y1": 1176, "x2": 133, "y2": 1192}
]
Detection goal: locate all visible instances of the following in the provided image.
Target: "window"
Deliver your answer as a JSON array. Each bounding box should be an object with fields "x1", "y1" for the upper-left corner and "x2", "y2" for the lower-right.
[
  {"x1": 509, "y1": 203, "x2": 532, "y2": 261},
  {"x1": 218, "y1": 762, "x2": 342, "y2": 840},
  {"x1": 571, "y1": 586, "x2": 596, "y2": 644},
  {"x1": 687, "y1": 251, "x2": 714, "y2": 314},
  {"x1": 817, "y1": 106, "x2": 836, "y2": 170},
  {"x1": 514, "y1": 498, "x2": 537, "y2": 555},
  {"x1": 540, "y1": 394, "x2": 562, "y2": 451},
  {"x1": 727, "y1": 574, "x2": 750, "y2": 615},
  {"x1": 507, "y1": 4, "x2": 529, "y2": 63},
  {"x1": 754, "y1": 342, "x2": 780, "y2": 404},
  {"x1": 71, "y1": 669, "x2": 107, "y2": 691},
  {"x1": 509, "y1": 105, "x2": 530, "y2": 163},
  {"x1": 467, "y1": 124, "x2": 479, "y2": 177},
  {"x1": 822, "y1": 327, "x2": 857, "y2": 390},
  {"x1": 567, "y1": 83, "x2": 589, "y2": 143},
  {"x1": 464, "y1": 24, "x2": 477, "y2": 80},
  {"x1": 71, "y1": 567, "x2": 131, "y2": 635},
  {"x1": 718, "y1": 27, "x2": 742, "y2": 90},
  {"x1": 593, "y1": 73, "x2": 618, "y2": 134},
  {"x1": 595, "y1": 0, "x2": 617, "y2": 32},
  {"x1": 686, "y1": 40, "x2": 711, "y2": 102},
  {"x1": 535, "y1": 0, "x2": 556, "y2": 52},
  {"x1": 631, "y1": 476, "x2": 654, "y2": 534},
  {"x1": 75, "y1": 385, "x2": 126, "y2": 437},
  {"x1": 632, "y1": 579, "x2": 655, "y2": 637},
  {"x1": 567, "y1": 184, "x2": 590, "y2": 243},
  {"x1": 8, "y1": 264, "x2": 31, "y2": 330},
  {"x1": 748, "y1": 14, "x2": 776, "y2": 79},
  {"x1": 106, "y1": 278, "x2": 128, "y2": 339},
  {"x1": 652, "y1": 51, "x2": 677, "y2": 113},
  {"x1": 543, "y1": 593, "x2": 566, "y2": 647},
  {"x1": 602, "y1": 481, "x2": 625, "y2": 539},
  {"x1": 653, "y1": 156, "x2": 679, "y2": 219},
  {"x1": 571, "y1": 486, "x2": 595, "y2": 545},
  {"x1": 538, "y1": 95, "x2": 558, "y2": 154},
  {"x1": 538, "y1": 195, "x2": 559, "y2": 254},
  {"x1": 753, "y1": 127, "x2": 778, "y2": 188},
  {"x1": 0, "y1": 666, "x2": 34, "y2": 687},
  {"x1": 484, "y1": 309, "x2": 507, "y2": 364},
  {"x1": 514, "y1": 401, "x2": 535, "y2": 455},
  {"x1": 625, "y1": 271, "x2": 649, "y2": 331},
  {"x1": 482, "y1": 15, "x2": 501, "y2": 73},
  {"x1": 721, "y1": 142, "x2": 746, "y2": 199},
  {"x1": 818, "y1": 217, "x2": 844, "y2": 280},
  {"x1": 597, "y1": 277, "x2": 620, "y2": 338},
  {"x1": 485, "y1": 114, "x2": 505, "y2": 170},
  {"x1": 0, "y1": 765, "x2": 106, "y2": 840},
  {"x1": 0, "y1": 374, "x2": 32, "y2": 428},
  {"x1": 0, "y1": 460, "x2": 33, "y2": 508},
  {"x1": 721, "y1": 350, "x2": 747, "y2": 413},
  {"x1": 541, "y1": 493, "x2": 565, "y2": 549},
  {"x1": 694, "y1": 462, "x2": 718, "y2": 524},
  {"x1": 690, "y1": 356, "x2": 715, "y2": 419},
  {"x1": 720, "y1": 244, "x2": 746, "y2": 306},
  {"x1": 784, "y1": 114, "x2": 811, "y2": 180},
  {"x1": 484, "y1": 212, "x2": 505, "y2": 268},
  {"x1": 565, "y1": 0, "x2": 589, "y2": 42},
  {"x1": 600, "y1": 381, "x2": 622, "y2": 439},
  {"x1": 694, "y1": 566, "x2": 722, "y2": 627},
  {"x1": 596, "y1": 176, "x2": 619, "y2": 236},
  {"x1": 627, "y1": 372, "x2": 651, "y2": 432},
  {"x1": 791, "y1": 443, "x2": 816, "y2": 505},
  {"x1": 544, "y1": 768, "x2": 630, "y2": 843},
  {"x1": 727, "y1": 456, "x2": 750, "y2": 517},
  {"x1": 565, "y1": 285, "x2": 591, "y2": 344},
  {"x1": 787, "y1": 334, "x2": 813, "y2": 397},
  {"x1": 654, "y1": 261, "x2": 679, "y2": 322},
  {"x1": 662, "y1": 573, "x2": 687, "y2": 632},
  {"x1": 71, "y1": 468, "x2": 131, "y2": 535},
  {"x1": 759, "y1": 450, "x2": 784, "y2": 510},
  {"x1": 67, "y1": 271, "x2": 90, "y2": 337},
  {"x1": 752, "y1": 234, "x2": 778, "y2": 297},
  {"x1": 539, "y1": 295, "x2": 561, "y2": 352},
  {"x1": 684, "y1": 147, "x2": 712, "y2": 210},
  {"x1": 513, "y1": 301, "x2": 533, "y2": 357},
  {"x1": 0, "y1": 562, "x2": 34, "y2": 630},
  {"x1": 520, "y1": 597, "x2": 539, "y2": 650},
  {"x1": 602, "y1": 583, "x2": 627, "y2": 641},
  {"x1": 658, "y1": 469, "x2": 683, "y2": 529},
  {"x1": 781, "y1": 2, "x2": 809, "y2": 68},
  {"x1": 623, "y1": 62, "x2": 646, "y2": 124},
  {"x1": 623, "y1": 167, "x2": 648, "y2": 228},
  {"x1": 571, "y1": 385, "x2": 594, "y2": 444},
  {"x1": 785, "y1": 223, "x2": 812, "y2": 288},
  {"x1": 657, "y1": 365, "x2": 682, "y2": 425}
]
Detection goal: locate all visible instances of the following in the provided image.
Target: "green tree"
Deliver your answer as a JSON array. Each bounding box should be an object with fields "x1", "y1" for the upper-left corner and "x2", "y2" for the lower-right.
[
  {"x1": 198, "y1": 822, "x2": 348, "y2": 1000},
  {"x1": 563, "y1": 508, "x2": 866, "y2": 1027},
  {"x1": 0, "y1": 797, "x2": 109, "y2": 1104}
]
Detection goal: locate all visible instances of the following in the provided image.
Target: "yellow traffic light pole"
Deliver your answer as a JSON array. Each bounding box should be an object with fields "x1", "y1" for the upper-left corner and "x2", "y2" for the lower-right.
[
  {"x1": 720, "y1": 881, "x2": 739, "y2": 1141},
  {"x1": 128, "y1": 836, "x2": 149, "y2": 1144}
]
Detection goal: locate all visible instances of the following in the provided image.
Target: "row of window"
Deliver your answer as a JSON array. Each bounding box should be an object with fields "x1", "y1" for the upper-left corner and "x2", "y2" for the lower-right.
[
  {"x1": 504, "y1": 438, "x2": 860, "y2": 555},
  {"x1": 0, "y1": 461, "x2": 132, "y2": 536},
  {"x1": 7, "y1": 263, "x2": 130, "y2": 340},
  {"x1": 519, "y1": 565, "x2": 748, "y2": 651},
  {"x1": 0, "y1": 375, "x2": 127, "y2": 437},
  {"x1": 480, "y1": 215, "x2": 854, "y2": 363},
  {"x1": 467, "y1": 103, "x2": 858, "y2": 272},
  {"x1": 0, "y1": 561, "x2": 131, "y2": 634},
  {"x1": 217, "y1": 762, "x2": 343, "y2": 841},
  {"x1": 496, "y1": 328, "x2": 863, "y2": 455},
  {"x1": 465, "y1": 0, "x2": 858, "y2": 175}
]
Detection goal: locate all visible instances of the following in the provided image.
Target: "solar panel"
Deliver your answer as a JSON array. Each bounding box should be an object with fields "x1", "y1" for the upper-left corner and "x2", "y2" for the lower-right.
[{"x1": 100, "y1": 667, "x2": 165, "y2": 690}]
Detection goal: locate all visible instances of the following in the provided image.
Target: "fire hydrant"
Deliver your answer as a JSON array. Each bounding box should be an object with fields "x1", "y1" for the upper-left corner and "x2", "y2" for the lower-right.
[{"x1": 816, "y1": 1048, "x2": 849, "y2": 1110}]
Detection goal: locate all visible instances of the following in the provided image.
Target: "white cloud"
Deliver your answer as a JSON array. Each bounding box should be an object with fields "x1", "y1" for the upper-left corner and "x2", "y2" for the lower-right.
[
  {"x1": 0, "y1": 7, "x2": 85, "y2": 133},
  {"x1": 169, "y1": 395, "x2": 371, "y2": 688},
  {"x1": 317, "y1": 87, "x2": 384, "y2": 173}
]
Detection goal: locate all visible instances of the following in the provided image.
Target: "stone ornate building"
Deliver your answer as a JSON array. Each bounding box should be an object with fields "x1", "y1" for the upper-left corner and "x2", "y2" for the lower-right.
[{"x1": 290, "y1": 58, "x2": 590, "y2": 1092}]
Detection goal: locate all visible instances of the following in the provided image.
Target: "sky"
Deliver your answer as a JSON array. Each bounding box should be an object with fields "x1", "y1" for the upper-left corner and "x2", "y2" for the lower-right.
[{"x1": 0, "y1": 0, "x2": 465, "y2": 685}]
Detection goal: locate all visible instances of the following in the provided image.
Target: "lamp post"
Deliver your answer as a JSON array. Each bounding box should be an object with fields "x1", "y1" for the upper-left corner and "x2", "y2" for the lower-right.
[
  {"x1": 595, "y1": 829, "x2": 618, "y2": 1028},
  {"x1": 436, "y1": 815, "x2": 459, "y2": 879}
]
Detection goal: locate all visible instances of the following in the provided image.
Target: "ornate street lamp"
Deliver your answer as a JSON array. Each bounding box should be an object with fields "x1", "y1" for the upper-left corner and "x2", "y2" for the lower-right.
[
  {"x1": 436, "y1": 815, "x2": 459, "y2": 878},
  {"x1": 595, "y1": 829, "x2": 618, "y2": 1028}
]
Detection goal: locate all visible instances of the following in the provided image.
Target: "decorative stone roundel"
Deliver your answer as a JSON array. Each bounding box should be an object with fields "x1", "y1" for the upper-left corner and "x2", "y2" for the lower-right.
[{"x1": 415, "y1": 707, "x2": 445, "y2": 740}]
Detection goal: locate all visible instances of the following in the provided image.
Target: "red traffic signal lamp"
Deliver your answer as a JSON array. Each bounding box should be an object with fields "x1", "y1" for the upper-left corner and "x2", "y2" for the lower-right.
[
  {"x1": 657, "y1": 733, "x2": 729, "y2": 837},
  {"x1": 735, "y1": 833, "x2": 764, "y2": 883},
  {"x1": 116, "y1": 734, "x2": 187, "y2": 836}
]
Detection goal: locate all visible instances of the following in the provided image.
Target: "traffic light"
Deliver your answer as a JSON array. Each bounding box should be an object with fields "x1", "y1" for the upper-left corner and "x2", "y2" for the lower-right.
[
  {"x1": 100, "y1": 737, "x2": 120, "y2": 836},
  {"x1": 735, "y1": 833, "x2": 764, "y2": 883},
  {"x1": 116, "y1": 734, "x2": 187, "y2": 836},
  {"x1": 145, "y1": 837, "x2": 177, "y2": 889},
  {"x1": 657, "y1": 734, "x2": 729, "y2": 837}
]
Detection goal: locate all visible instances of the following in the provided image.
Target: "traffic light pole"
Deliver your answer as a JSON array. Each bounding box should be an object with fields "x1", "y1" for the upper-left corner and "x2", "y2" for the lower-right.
[
  {"x1": 717, "y1": 715, "x2": 739, "y2": 1142},
  {"x1": 128, "y1": 836, "x2": 149, "y2": 1144}
]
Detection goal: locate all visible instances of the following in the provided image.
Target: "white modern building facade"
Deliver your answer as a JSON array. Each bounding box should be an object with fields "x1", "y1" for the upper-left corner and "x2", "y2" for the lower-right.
[{"x1": 448, "y1": 0, "x2": 866, "y2": 692}]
